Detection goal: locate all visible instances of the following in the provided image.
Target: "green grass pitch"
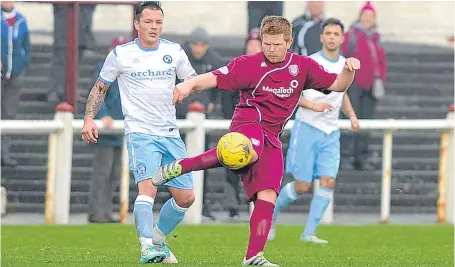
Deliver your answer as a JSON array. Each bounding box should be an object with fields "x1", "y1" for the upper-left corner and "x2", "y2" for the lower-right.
[{"x1": 1, "y1": 224, "x2": 453, "y2": 267}]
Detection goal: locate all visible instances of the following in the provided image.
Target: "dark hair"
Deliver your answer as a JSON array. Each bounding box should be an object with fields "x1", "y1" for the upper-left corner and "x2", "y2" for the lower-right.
[
  {"x1": 135, "y1": 1, "x2": 163, "y2": 21},
  {"x1": 321, "y1": 18, "x2": 344, "y2": 33}
]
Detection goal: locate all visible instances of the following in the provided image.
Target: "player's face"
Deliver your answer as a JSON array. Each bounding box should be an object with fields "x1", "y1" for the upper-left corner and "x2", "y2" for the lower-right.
[
  {"x1": 261, "y1": 34, "x2": 292, "y2": 63},
  {"x1": 320, "y1": 24, "x2": 344, "y2": 52},
  {"x1": 307, "y1": 1, "x2": 324, "y2": 18},
  {"x1": 360, "y1": 10, "x2": 376, "y2": 29},
  {"x1": 1, "y1": 1, "x2": 14, "y2": 12},
  {"x1": 134, "y1": 8, "x2": 163, "y2": 46},
  {"x1": 245, "y1": 39, "x2": 262, "y2": 55},
  {"x1": 189, "y1": 42, "x2": 209, "y2": 60}
]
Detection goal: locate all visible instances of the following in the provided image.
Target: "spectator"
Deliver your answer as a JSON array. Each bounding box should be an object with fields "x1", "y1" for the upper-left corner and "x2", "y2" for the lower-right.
[
  {"x1": 290, "y1": 1, "x2": 325, "y2": 56},
  {"x1": 88, "y1": 36, "x2": 128, "y2": 223},
  {"x1": 47, "y1": 3, "x2": 97, "y2": 103},
  {"x1": 342, "y1": 1, "x2": 387, "y2": 170},
  {"x1": 1, "y1": 1, "x2": 30, "y2": 166},
  {"x1": 247, "y1": 1, "x2": 283, "y2": 32},
  {"x1": 176, "y1": 27, "x2": 224, "y2": 119},
  {"x1": 176, "y1": 27, "x2": 225, "y2": 220}
]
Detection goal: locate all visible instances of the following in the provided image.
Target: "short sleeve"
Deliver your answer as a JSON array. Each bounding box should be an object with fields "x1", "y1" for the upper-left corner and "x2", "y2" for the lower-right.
[
  {"x1": 304, "y1": 58, "x2": 338, "y2": 91},
  {"x1": 211, "y1": 56, "x2": 251, "y2": 91},
  {"x1": 176, "y1": 47, "x2": 197, "y2": 79},
  {"x1": 99, "y1": 49, "x2": 120, "y2": 84}
]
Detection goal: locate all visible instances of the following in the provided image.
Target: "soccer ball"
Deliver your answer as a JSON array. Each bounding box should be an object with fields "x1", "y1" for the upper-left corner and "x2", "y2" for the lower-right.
[{"x1": 216, "y1": 132, "x2": 253, "y2": 170}]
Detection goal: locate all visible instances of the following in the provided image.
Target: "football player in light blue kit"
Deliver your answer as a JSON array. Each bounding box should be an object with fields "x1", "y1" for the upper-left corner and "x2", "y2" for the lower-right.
[
  {"x1": 81, "y1": 2, "x2": 197, "y2": 264},
  {"x1": 268, "y1": 18, "x2": 359, "y2": 244}
]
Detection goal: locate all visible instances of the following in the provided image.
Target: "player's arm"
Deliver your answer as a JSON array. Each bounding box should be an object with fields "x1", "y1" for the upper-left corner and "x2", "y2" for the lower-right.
[
  {"x1": 82, "y1": 49, "x2": 120, "y2": 143},
  {"x1": 342, "y1": 94, "x2": 359, "y2": 132},
  {"x1": 327, "y1": 58, "x2": 360, "y2": 92},
  {"x1": 173, "y1": 56, "x2": 250, "y2": 104},
  {"x1": 298, "y1": 96, "x2": 333, "y2": 112}
]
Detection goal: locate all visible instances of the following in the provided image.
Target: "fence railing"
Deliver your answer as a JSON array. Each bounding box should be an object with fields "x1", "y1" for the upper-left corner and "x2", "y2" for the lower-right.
[{"x1": 1, "y1": 107, "x2": 454, "y2": 225}]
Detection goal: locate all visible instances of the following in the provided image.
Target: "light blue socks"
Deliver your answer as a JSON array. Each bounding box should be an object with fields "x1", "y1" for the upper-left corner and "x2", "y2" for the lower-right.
[
  {"x1": 302, "y1": 187, "x2": 333, "y2": 238},
  {"x1": 153, "y1": 198, "x2": 188, "y2": 244},
  {"x1": 134, "y1": 195, "x2": 155, "y2": 239},
  {"x1": 273, "y1": 181, "x2": 300, "y2": 219}
]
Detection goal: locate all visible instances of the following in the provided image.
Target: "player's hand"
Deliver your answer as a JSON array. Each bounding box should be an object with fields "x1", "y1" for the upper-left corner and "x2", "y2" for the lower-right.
[
  {"x1": 311, "y1": 102, "x2": 333, "y2": 113},
  {"x1": 81, "y1": 117, "x2": 99, "y2": 144},
  {"x1": 101, "y1": 116, "x2": 114, "y2": 129},
  {"x1": 350, "y1": 116, "x2": 359, "y2": 132},
  {"x1": 344, "y1": 57, "x2": 361, "y2": 72},
  {"x1": 207, "y1": 103, "x2": 215, "y2": 113},
  {"x1": 173, "y1": 81, "x2": 194, "y2": 104}
]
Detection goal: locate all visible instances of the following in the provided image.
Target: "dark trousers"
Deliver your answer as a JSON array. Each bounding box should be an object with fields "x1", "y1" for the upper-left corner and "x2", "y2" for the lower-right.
[
  {"x1": 345, "y1": 84, "x2": 378, "y2": 163},
  {"x1": 1, "y1": 76, "x2": 22, "y2": 160},
  {"x1": 88, "y1": 145, "x2": 121, "y2": 221},
  {"x1": 247, "y1": 1, "x2": 283, "y2": 31}
]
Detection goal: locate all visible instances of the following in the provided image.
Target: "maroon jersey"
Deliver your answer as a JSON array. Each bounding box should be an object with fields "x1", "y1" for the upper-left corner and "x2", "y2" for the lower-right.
[{"x1": 212, "y1": 52, "x2": 337, "y2": 148}]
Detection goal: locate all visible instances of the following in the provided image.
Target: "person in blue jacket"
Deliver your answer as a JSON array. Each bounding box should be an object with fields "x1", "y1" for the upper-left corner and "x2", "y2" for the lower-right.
[
  {"x1": 1, "y1": 1, "x2": 31, "y2": 166},
  {"x1": 88, "y1": 36, "x2": 128, "y2": 223}
]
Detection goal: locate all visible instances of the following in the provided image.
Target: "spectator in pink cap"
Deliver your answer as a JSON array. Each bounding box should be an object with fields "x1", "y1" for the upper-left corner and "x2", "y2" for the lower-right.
[
  {"x1": 88, "y1": 36, "x2": 129, "y2": 223},
  {"x1": 342, "y1": 1, "x2": 388, "y2": 170}
]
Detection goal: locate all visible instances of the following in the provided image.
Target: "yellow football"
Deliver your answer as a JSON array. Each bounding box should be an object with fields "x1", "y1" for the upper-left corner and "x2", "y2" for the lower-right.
[{"x1": 216, "y1": 132, "x2": 253, "y2": 170}]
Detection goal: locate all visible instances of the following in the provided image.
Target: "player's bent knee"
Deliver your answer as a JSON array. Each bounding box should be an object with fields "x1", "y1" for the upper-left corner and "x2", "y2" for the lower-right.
[
  {"x1": 171, "y1": 189, "x2": 195, "y2": 209},
  {"x1": 294, "y1": 181, "x2": 311, "y2": 194},
  {"x1": 256, "y1": 189, "x2": 278, "y2": 203},
  {"x1": 137, "y1": 179, "x2": 157, "y2": 197},
  {"x1": 320, "y1": 177, "x2": 336, "y2": 189}
]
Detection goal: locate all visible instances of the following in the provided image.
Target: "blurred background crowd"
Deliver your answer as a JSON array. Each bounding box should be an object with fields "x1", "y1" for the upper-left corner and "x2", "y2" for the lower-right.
[{"x1": 1, "y1": 1, "x2": 454, "y2": 223}]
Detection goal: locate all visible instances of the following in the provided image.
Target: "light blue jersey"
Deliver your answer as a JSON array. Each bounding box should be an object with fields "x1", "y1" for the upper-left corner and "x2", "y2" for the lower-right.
[
  {"x1": 286, "y1": 51, "x2": 345, "y2": 181},
  {"x1": 99, "y1": 38, "x2": 196, "y2": 187}
]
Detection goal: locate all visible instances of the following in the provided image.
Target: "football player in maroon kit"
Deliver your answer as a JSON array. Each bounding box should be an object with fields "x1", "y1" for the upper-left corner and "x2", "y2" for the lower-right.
[{"x1": 152, "y1": 16, "x2": 360, "y2": 266}]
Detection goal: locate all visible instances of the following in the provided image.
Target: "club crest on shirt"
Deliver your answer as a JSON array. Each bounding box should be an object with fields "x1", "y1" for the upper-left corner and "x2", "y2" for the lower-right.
[
  {"x1": 163, "y1": 55, "x2": 173, "y2": 64},
  {"x1": 288, "y1": 64, "x2": 299, "y2": 76},
  {"x1": 136, "y1": 163, "x2": 146, "y2": 174}
]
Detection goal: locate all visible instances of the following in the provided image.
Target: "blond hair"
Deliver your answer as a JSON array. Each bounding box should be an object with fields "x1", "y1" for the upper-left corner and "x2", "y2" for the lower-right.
[{"x1": 260, "y1": 16, "x2": 293, "y2": 42}]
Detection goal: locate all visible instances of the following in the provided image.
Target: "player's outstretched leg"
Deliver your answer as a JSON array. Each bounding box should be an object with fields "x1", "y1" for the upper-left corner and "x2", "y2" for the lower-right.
[
  {"x1": 134, "y1": 192, "x2": 166, "y2": 263},
  {"x1": 153, "y1": 188, "x2": 194, "y2": 264},
  {"x1": 301, "y1": 177, "x2": 335, "y2": 244},
  {"x1": 151, "y1": 148, "x2": 221, "y2": 185},
  {"x1": 243, "y1": 190, "x2": 278, "y2": 266},
  {"x1": 268, "y1": 181, "x2": 302, "y2": 240}
]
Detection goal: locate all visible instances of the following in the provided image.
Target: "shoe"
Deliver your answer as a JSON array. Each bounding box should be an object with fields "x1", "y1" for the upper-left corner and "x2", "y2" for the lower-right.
[
  {"x1": 301, "y1": 234, "x2": 328, "y2": 244},
  {"x1": 88, "y1": 217, "x2": 120, "y2": 223},
  {"x1": 154, "y1": 243, "x2": 178, "y2": 264},
  {"x1": 202, "y1": 206, "x2": 216, "y2": 221},
  {"x1": 228, "y1": 208, "x2": 239, "y2": 218},
  {"x1": 242, "y1": 252, "x2": 278, "y2": 266},
  {"x1": 151, "y1": 160, "x2": 183, "y2": 186},
  {"x1": 139, "y1": 245, "x2": 166, "y2": 264}
]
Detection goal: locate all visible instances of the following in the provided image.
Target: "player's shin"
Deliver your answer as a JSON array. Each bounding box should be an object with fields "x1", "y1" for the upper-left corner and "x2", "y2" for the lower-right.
[
  {"x1": 154, "y1": 198, "x2": 188, "y2": 244},
  {"x1": 179, "y1": 147, "x2": 222, "y2": 173},
  {"x1": 273, "y1": 181, "x2": 301, "y2": 218},
  {"x1": 134, "y1": 195, "x2": 155, "y2": 245},
  {"x1": 246, "y1": 199, "x2": 275, "y2": 260},
  {"x1": 302, "y1": 185, "x2": 334, "y2": 238}
]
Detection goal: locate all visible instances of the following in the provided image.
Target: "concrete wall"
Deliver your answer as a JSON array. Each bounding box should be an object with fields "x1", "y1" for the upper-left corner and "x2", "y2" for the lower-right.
[{"x1": 16, "y1": 1, "x2": 454, "y2": 46}]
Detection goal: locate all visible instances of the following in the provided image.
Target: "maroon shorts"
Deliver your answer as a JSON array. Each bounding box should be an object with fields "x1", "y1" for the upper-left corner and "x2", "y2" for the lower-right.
[{"x1": 230, "y1": 122, "x2": 284, "y2": 202}]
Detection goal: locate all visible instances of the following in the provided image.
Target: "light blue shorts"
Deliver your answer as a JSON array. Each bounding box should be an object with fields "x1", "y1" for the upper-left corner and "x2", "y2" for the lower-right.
[
  {"x1": 126, "y1": 132, "x2": 193, "y2": 189},
  {"x1": 285, "y1": 121, "x2": 340, "y2": 183}
]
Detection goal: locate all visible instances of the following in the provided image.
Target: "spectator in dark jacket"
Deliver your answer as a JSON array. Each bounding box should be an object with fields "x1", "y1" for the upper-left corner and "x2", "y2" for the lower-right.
[
  {"x1": 176, "y1": 27, "x2": 225, "y2": 119},
  {"x1": 290, "y1": 1, "x2": 325, "y2": 56},
  {"x1": 342, "y1": 1, "x2": 387, "y2": 170},
  {"x1": 247, "y1": 1, "x2": 283, "y2": 32},
  {"x1": 88, "y1": 36, "x2": 128, "y2": 223},
  {"x1": 1, "y1": 1, "x2": 30, "y2": 166}
]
